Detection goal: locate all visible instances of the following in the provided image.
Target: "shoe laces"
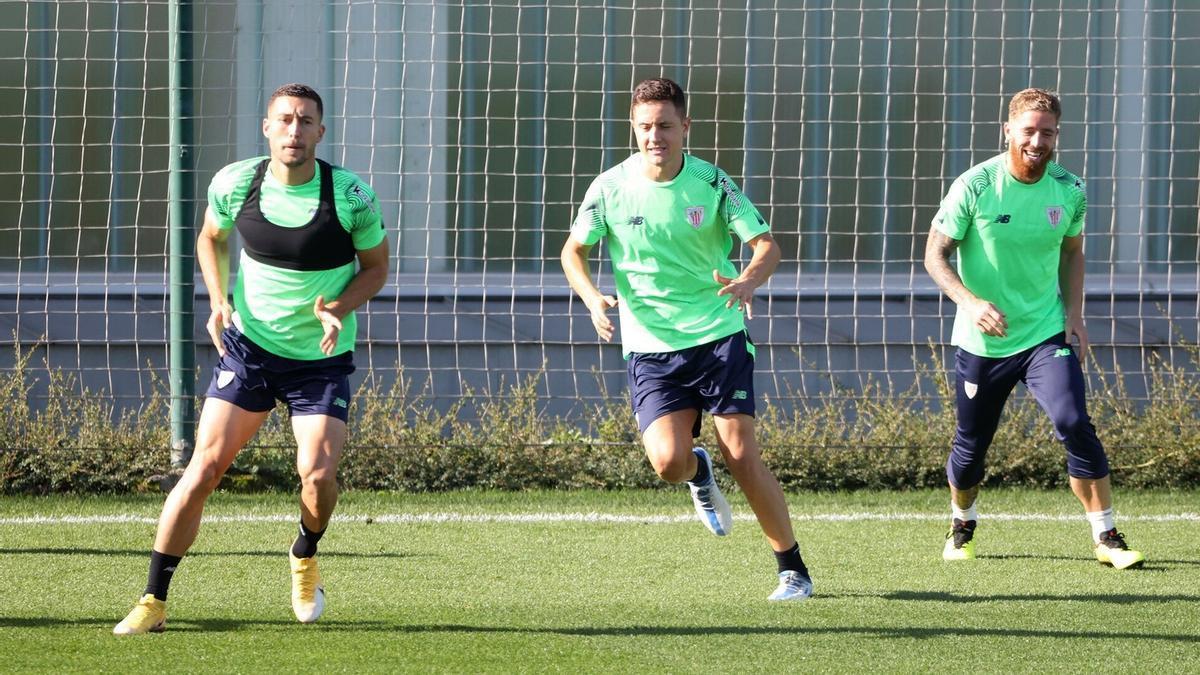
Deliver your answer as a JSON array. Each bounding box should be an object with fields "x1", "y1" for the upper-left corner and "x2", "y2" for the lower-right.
[
  {"x1": 128, "y1": 598, "x2": 162, "y2": 624},
  {"x1": 293, "y1": 561, "x2": 320, "y2": 598},
  {"x1": 1099, "y1": 529, "x2": 1129, "y2": 550},
  {"x1": 949, "y1": 518, "x2": 976, "y2": 547},
  {"x1": 779, "y1": 570, "x2": 810, "y2": 591},
  {"x1": 692, "y1": 481, "x2": 717, "y2": 510}
]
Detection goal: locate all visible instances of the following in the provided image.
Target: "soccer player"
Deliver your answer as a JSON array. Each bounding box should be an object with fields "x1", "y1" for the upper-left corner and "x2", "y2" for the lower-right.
[
  {"x1": 924, "y1": 88, "x2": 1144, "y2": 569},
  {"x1": 560, "y1": 77, "x2": 813, "y2": 601},
  {"x1": 115, "y1": 84, "x2": 390, "y2": 634}
]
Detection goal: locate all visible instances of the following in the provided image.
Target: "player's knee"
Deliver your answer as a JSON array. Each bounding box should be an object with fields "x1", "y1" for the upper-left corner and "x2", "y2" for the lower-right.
[
  {"x1": 646, "y1": 449, "x2": 691, "y2": 483},
  {"x1": 947, "y1": 466, "x2": 984, "y2": 491},
  {"x1": 180, "y1": 461, "x2": 225, "y2": 496},
  {"x1": 298, "y1": 464, "x2": 337, "y2": 490},
  {"x1": 1067, "y1": 459, "x2": 1109, "y2": 480},
  {"x1": 714, "y1": 431, "x2": 752, "y2": 459},
  {"x1": 653, "y1": 459, "x2": 691, "y2": 484},
  {"x1": 721, "y1": 449, "x2": 762, "y2": 478},
  {"x1": 946, "y1": 451, "x2": 985, "y2": 491},
  {"x1": 1051, "y1": 408, "x2": 1091, "y2": 440},
  {"x1": 1066, "y1": 444, "x2": 1109, "y2": 479}
]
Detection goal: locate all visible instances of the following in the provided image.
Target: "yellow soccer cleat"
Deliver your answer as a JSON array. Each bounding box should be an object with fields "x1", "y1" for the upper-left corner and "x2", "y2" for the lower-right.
[
  {"x1": 1094, "y1": 529, "x2": 1145, "y2": 570},
  {"x1": 942, "y1": 518, "x2": 977, "y2": 561},
  {"x1": 290, "y1": 551, "x2": 326, "y2": 623},
  {"x1": 113, "y1": 594, "x2": 166, "y2": 635}
]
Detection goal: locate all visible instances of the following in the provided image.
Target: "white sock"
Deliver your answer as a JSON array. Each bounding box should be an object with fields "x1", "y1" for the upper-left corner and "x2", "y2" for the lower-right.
[
  {"x1": 1086, "y1": 508, "x2": 1115, "y2": 543},
  {"x1": 951, "y1": 500, "x2": 978, "y2": 523}
]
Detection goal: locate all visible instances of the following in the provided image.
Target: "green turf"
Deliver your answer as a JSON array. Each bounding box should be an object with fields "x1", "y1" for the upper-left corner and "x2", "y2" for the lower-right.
[{"x1": 1, "y1": 489, "x2": 1196, "y2": 672}]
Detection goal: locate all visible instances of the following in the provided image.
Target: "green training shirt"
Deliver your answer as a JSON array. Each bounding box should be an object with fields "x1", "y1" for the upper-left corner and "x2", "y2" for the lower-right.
[
  {"x1": 570, "y1": 153, "x2": 771, "y2": 356},
  {"x1": 208, "y1": 157, "x2": 387, "y2": 360},
  {"x1": 932, "y1": 153, "x2": 1086, "y2": 358}
]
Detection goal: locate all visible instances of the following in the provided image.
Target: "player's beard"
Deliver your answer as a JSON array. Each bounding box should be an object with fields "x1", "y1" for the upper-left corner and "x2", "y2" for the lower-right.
[
  {"x1": 1007, "y1": 140, "x2": 1051, "y2": 183},
  {"x1": 276, "y1": 145, "x2": 313, "y2": 168}
]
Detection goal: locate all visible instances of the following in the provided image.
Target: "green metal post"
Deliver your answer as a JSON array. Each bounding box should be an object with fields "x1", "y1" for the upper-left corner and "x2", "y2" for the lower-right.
[{"x1": 168, "y1": 0, "x2": 195, "y2": 468}]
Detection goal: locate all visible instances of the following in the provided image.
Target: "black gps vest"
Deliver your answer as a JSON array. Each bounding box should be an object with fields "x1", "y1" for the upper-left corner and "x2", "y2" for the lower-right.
[{"x1": 235, "y1": 158, "x2": 356, "y2": 271}]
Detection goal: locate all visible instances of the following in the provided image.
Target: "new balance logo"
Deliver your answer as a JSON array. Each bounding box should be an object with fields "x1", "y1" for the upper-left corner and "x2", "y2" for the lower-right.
[
  {"x1": 718, "y1": 177, "x2": 744, "y2": 209},
  {"x1": 1054, "y1": 348, "x2": 1072, "y2": 358},
  {"x1": 333, "y1": 397, "x2": 348, "y2": 408},
  {"x1": 994, "y1": 214, "x2": 1012, "y2": 224},
  {"x1": 627, "y1": 216, "x2": 645, "y2": 227},
  {"x1": 731, "y1": 390, "x2": 748, "y2": 400}
]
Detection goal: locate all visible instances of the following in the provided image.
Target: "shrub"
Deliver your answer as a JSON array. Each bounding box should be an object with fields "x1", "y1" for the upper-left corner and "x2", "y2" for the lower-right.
[
  {"x1": 0, "y1": 342, "x2": 170, "y2": 494},
  {"x1": 1, "y1": 341, "x2": 1197, "y2": 493}
]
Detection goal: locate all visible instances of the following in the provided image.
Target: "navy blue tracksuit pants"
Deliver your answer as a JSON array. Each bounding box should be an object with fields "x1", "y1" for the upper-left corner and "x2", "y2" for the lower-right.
[{"x1": 947, "y1": 332, "x2": 1109, "y2": 489}]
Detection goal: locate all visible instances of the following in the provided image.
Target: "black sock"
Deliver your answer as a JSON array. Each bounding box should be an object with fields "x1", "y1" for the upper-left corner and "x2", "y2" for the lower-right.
[
  {"x1": 291, "y1": 521, "x2": 326, "y2": 559},
  {"x1": 774, "y1": 543, "x2": 809, "y2": 577},
  {"x1": 144, "y1": 550, "x2": 183, "y2": 602},
  {"x1": 689, "y1": 449, "x2": 711, "y2": 485}
]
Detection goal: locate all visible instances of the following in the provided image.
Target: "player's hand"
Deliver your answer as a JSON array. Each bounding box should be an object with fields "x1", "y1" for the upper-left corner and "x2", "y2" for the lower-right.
[
  {"x1": 313, "y1": 295, "x2": 344, "y2": 356},
  {"x1": 968, "y1": 298, "x2": 1008, "y2": 337},
  {"x1": 713, "y1": 269, "x2": 758, "y2": 319},
  {"x1": 1066, "y1": 314, "x2": 1089, "y2": 363},
  {"x1": 206, "y1": 302, "x2": 233, "y2": 357},
  {"x1": 585, "y1": 294, "x2": 619, "y2": 342}
]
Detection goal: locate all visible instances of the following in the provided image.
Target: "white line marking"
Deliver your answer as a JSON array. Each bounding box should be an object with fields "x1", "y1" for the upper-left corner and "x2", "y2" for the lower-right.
[{"x1": 1, "y1": 511, "x2": 1197, "y2": 526}]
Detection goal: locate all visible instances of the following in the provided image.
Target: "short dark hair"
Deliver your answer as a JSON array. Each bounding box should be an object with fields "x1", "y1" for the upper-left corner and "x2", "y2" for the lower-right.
[
  {"x1": 267, "y1": 83, "x2": 324, "y2": 119},
  {"x1": 1008, "y1": 88, "x2": 1061, "y2": 122},
  {"x1": 630, "y1": 78, "x2": 687, "y2": 117}
]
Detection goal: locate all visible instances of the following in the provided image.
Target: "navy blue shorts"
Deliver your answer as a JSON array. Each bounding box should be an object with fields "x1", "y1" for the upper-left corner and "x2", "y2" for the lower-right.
[
  {"x1": 947, "y1": 332, "x2": 1108, "y2": 488},
  {"x1": 627, "y1": 330, "x2": 757, "y2": 437},
  {"x1": 204, "y1": 328, "x2": 356, "y2": 422}
]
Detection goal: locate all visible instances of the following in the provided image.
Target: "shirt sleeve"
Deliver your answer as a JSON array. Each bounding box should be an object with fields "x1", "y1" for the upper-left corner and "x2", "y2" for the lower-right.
[
  {"x1": 932, "y1": 176, "x2": 974, "y2": 240},
  {"x1": 206, "y1": 164, "x2": 241, "y2": 231},
  {"x1": 1065, "y1": 177, "x2": 1086, "y2": 237},
  {"x1": 715, "y1": 169, "x2": 770, "y2": 242},
  {"x1": 569, "y1": 178, "x2": 607, "y2": 246},
  {"x1": 342, "y1": 178, "x2": 387, "y2": 250}
]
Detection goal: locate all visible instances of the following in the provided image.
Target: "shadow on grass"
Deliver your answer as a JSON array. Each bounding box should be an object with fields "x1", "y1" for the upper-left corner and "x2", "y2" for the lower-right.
[
  {"x1": 0, "y1": 617, "x2": 389, "y2": 631},
  {"x1": 0, "y1": 547, "x2": 420, "y2": 559},
  {"x1": 985, "y1": 552, "x2": 1200, "y2": 567},
  {"x1": 2, "y1": 617, "x2": 1198, "y2": 643},
  {"x1": 878, "y1": 590, "x2": 1200, "y2": 604}
]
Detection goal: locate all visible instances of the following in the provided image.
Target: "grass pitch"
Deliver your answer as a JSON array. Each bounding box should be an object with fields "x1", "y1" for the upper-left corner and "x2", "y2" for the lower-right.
[{"x1": 0, "y1": 489, "x2": 1197, "y2": 673}]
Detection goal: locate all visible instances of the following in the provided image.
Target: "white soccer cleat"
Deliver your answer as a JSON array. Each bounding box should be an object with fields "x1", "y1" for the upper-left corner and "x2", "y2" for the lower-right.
[
  {"x1": 290, "y1": 552, "x2": 326, "y2": 623},
  {"x1": 687, "y1": 447, "x2": 733, "y2": 536},
  {"x1": 768, "y1": 570, "x2": 814, "y2": 602}
]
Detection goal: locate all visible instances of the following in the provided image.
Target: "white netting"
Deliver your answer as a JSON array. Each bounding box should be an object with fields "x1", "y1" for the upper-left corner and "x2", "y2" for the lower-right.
[{"x1": 1, "y1": 0, "x2": 1197, "y2": 429}]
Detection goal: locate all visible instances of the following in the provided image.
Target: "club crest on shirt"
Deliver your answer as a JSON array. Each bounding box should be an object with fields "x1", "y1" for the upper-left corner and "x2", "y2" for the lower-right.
[
  {"x1": 685, "y1": 206, "x2": 705, "y2": 229},
  {"x1": 1046, "y1": 205, "x2": 1064, "y2": 229}
]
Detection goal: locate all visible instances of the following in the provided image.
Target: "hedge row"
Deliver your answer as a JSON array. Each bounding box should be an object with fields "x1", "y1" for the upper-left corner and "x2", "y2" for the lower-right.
[{"x1": 2, "y1": 343, "x2": 1198, "y2": 494}]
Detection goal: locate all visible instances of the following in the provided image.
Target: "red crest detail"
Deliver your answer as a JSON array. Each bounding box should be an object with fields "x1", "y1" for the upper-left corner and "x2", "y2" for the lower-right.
[{"x1": 1046, "y1": 206, "x2": 1064, "y2": 228}]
